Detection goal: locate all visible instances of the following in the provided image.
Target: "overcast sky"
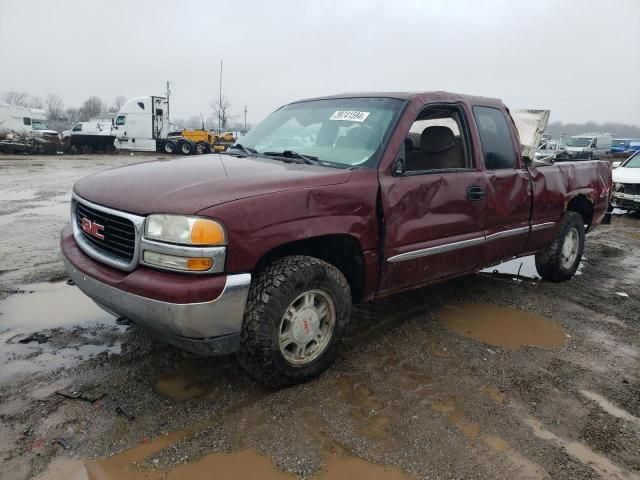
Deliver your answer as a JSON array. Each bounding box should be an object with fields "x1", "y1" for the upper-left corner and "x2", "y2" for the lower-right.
[{"x1": 1, "y1": 0, "x2": 638, "y2": 125}]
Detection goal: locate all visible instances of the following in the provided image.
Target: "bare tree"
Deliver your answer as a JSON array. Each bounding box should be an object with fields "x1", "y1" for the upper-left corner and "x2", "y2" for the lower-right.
[
  {"x1": 109, "y1": 95, "x2": 127, "y2": 113},
  {"x1": 79, "y1": 96, "x2": 104, "y2": 121},
  {"x1": 45, "y1": 94, "x2": 64, "y2": 121},
  {"x1": 65, "y1": 107, "x2": 80, "y2": 123},
  {"x1": 2, "y1": 91, "x2": 29, "y2": 106},
  {"x1": 29, "y1": 95, "x2": 44, "y2": 109},
  {"x1": 209, "y1": 96, "x2": 236, "y2": 130}
]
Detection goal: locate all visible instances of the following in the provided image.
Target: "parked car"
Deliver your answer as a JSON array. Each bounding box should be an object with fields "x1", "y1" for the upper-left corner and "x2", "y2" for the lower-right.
[
  {"x1": 560, "y1": 133, "x2": 612, "y2": 160},
  {"x1": 611, "y1": 151, "x2": 640, "y2": 211},
  {"x1": 534, "y1": 139, "x2": 564, "y2": 162},
  {"x1": 62, "y1": 121, "x2": 115, "y2": 152},
  {"x1": 61, "y1": 91, "x2": 612, "y2": 387},
  {"x1": 626, "y1": 141, "x2": 640, "y2": 154},
  {"x1": 612, "y1": 138, "x2": 632, "y2": 154}
]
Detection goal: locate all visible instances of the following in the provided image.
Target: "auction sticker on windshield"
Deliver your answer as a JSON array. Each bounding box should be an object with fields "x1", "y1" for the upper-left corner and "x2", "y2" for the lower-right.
[{"x1": 330, "y1": 111, "x2": 370, "y2": 122}]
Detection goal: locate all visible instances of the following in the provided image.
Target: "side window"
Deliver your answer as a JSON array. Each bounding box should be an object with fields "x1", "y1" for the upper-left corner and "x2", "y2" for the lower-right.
[
  {"x1": 72, "y1": 123, "x2": 82, "y2": 132},
  {"x1": 23, "y1": 117, "x2": 31, "y2": 126},
  {"x1": 115, "y1": 115, "x2": 126, "y2": 126},
  {"x1": 472, "y1": 106, "x2": 516, "y2": 169},
  {"x1": 404, "y1": 105, "x2": 471, "y2": 173}
]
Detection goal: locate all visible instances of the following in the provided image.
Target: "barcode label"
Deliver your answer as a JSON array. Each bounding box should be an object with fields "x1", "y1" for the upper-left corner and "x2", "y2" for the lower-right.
[{"x1": 329, "y1": 111, "x2": 370, "y2": 122}]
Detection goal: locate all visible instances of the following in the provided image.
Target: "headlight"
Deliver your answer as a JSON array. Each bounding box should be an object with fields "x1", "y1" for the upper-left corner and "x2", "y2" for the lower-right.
[{"x1": 144, "y1": 214, "x2": 226, "y2": 246}]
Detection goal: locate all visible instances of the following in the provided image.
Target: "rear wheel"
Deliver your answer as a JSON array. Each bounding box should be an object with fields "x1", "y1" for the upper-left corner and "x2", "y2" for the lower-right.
[
  {"x1": 179, "y1": 140, "x2": 193, "y2": 155},
  {"x1": 535, "y1": 211, "x2": 585, "y2": 281},
  {"x1": 237, "y1": 255, "x2": 351, "y2": 388}
]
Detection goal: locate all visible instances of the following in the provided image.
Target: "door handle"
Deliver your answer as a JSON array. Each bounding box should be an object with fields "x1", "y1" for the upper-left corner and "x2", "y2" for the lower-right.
[{"x1": 467, "y1": 186, "x2": 485, "y2": 201}]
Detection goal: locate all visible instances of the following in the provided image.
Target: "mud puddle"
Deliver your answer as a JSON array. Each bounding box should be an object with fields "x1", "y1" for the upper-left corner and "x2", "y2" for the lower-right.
[
  {"x1": 0, "y1": 281, "x2": 121, "y2": 381},
  {"x1": 154, "y1": 373, "x2": 206, "y2": 401},
  {"x1": 0, "y1": 281, "x2": 113, "y2": 330},
  {"x1": 525, "y1": 418, "x2": 640, "y2": 480},
  {"x1": 438, "y1": 304, "x2": 567, "y2": 350},
  {"x1": 37, "y1": 432, "x2": 413, "y2": 480},
  {"x1": 580, "y1": 390, "x2": 640, "y2": 426},
  {"x1": 430, "y1": 398, "x2": 547, "y2": 478}
]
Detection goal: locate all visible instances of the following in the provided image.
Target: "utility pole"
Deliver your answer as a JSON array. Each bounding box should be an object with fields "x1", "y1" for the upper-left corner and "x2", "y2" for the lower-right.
[
  {"x1": 218, "y1": 60, "x2": 223, "y2": 134},
  {"x1": 244, "y1": 105, "x2": 247, "y2": 130}
]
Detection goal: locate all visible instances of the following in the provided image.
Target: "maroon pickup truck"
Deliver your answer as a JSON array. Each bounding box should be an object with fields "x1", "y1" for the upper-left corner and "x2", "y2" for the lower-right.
[{"x1": 61, "y1": 92, "x2": 612, "y2": 387}]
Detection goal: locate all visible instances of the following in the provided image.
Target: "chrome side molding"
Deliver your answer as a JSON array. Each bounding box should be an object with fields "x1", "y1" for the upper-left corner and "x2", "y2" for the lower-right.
[{"x1": 387, "y1": 222, "x2": 556, "y2": 263}]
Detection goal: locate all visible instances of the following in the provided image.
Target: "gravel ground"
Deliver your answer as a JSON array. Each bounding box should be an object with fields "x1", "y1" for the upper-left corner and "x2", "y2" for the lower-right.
[{"x1": 0, "y1": 154, "x2": 639, "y2": 479}]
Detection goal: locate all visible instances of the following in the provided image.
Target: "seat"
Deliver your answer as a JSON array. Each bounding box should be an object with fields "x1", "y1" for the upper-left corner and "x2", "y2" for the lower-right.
[
  {"x1": 406, "y1": 126, "x2": 465, "y2": 170},
  {"x1": 336, "y1": 126, "x2": 371, "y2": 148}
]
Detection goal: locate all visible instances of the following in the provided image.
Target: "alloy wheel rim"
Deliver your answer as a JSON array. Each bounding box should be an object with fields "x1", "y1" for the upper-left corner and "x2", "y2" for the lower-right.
[
  {"x1": 561, "y1": 227, "x2": 579, "y2": 269},
  {"x1": 278, "y1": 289, "x2": 336, "y2": 366}
]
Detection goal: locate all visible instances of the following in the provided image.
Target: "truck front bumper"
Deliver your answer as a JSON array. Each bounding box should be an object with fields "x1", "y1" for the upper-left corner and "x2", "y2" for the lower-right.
[
  {"x1": 61, "y1": 225, "x2": 251, "y2": 356},
  {"x1": 612, "y1": 193, "x2": 640, "y2": 211}
]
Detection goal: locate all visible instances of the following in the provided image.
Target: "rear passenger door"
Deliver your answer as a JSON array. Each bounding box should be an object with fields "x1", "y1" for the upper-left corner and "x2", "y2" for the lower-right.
[
  {"x1": 378, "y1": 103, "x2": 487, "y2": 293},
  {"x1": 472, "y1": 106, "x2": 531, "y2": 266}
]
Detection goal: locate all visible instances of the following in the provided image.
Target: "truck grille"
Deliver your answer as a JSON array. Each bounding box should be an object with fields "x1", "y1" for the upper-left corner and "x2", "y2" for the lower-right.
[
  {"x1": 75, "y1": 202, "x2": 136, "y2": 262},
  {"x1": 619, "y1": 183, "x2": 640, "y2": 195}
]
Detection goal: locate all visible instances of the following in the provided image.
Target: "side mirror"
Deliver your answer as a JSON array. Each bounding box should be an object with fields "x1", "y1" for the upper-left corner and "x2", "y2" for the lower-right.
[
  {"x1": 393, "y1": 158, "x2": 405, "y2": 176},
  {"x1": 612, "y1": 161, "x2": 621, "y2": 169}
]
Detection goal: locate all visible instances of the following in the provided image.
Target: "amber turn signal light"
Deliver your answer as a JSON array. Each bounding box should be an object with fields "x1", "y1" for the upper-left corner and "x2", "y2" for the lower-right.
[{"x1": 191, "y1": 219, "x2": 226, "y2": 245}]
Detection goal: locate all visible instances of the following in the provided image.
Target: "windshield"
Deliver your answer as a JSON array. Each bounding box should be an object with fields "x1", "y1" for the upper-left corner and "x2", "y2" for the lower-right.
[
  {"x1": 612, "y1": 139, "x2": 628, "y2": 147},
  {"x1": 566, "y1": 137, "x2": 592, "y2": 147},
  {"x1": 31, "y1": 120, "x2": 50, "y2": 130},
  {"x1": 622, "y1": 152, "x2": 640, "y2": 168},
  {"x1": 237, "y1": 97, "x2": 405, "y2": 167}
]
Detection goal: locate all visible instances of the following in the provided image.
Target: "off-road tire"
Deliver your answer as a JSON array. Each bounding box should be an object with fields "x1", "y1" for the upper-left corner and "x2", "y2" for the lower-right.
[
  {"x1": 237, "y1": 255, "x2": 351, "y2": 388},
  {"x1": 535, "y1": 211, "x2": 585, "y2": 282}
]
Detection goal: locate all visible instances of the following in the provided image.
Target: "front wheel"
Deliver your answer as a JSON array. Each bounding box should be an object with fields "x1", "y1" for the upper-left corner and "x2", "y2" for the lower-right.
[
  {"x1": 237, "y1": 255, "x2": 351, "y2": 388},
  {"x1": 535, "y1": 211, "x2": 585, "y2": 281},
  {"x1": 163, "y1": 141, "x2": 176, "y2": 154}
]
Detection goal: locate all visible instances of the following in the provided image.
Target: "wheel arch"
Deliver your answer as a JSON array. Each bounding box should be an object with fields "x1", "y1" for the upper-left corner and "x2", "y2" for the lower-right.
[
  {"x1": 253, "y1": 234, "x2": 366, "y2": 303},
  {"x1": 566, "y1": 194, "x2": 594, "y2": 230}
]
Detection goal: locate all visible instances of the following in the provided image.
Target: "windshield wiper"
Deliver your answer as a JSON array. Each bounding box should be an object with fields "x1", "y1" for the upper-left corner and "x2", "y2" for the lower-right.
[
  {"x1": 263, "y1": 150, "x2": 319, "y2": 165},
  {"x1": 226, "y1": 143, "x2": 257, "y2": 157}
]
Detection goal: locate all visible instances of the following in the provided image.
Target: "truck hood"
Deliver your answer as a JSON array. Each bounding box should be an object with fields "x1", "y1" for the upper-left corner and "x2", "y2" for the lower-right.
[
  {"x1": 74, "y1": 154, "x2": 353, "y2": 215},
  {"x1": 613, "y1": 166, "x2": 640, "y2": 184}
]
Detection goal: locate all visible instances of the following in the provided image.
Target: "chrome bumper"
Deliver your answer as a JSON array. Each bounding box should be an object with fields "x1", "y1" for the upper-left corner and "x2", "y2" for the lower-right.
[{"x1": 63, "y1": 256, "x2": 251, "y2": 356}]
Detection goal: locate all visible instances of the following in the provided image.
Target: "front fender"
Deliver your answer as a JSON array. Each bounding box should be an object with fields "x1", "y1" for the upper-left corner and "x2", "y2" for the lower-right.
[{"x1": 197, "y1": 170, "x2": 380, "y2": 273}]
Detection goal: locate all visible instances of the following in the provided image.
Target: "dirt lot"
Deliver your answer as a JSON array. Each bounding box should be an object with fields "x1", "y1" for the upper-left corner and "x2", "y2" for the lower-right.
[{"x1": 1, "y1": 154, "x2": 639, "y2": 480}]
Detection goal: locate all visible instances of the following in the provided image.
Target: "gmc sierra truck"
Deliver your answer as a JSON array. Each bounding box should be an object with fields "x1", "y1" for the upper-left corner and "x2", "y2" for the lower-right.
[{"x1": 61, "y1": 92, "x2": 612, "y2": 387}]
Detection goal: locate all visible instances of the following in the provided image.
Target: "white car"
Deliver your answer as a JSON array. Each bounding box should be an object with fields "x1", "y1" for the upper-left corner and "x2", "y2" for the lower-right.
[{"x1": 611, "y1": 152, "x2": 640, "y2": 211}]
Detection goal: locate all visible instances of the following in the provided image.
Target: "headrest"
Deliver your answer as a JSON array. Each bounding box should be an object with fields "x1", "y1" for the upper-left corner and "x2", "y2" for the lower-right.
[
  {"x1": 420, "y1": 126, "x2": 456, "y2": 153},
  {"x1": 404, "y1": 137, "x2": 414, "y2": 151}
]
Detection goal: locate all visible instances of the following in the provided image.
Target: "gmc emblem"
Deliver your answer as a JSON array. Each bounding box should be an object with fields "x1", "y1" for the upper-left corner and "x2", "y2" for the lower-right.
[{"x1": 81, "y1": 217, "x2": 105, "y2": 240}]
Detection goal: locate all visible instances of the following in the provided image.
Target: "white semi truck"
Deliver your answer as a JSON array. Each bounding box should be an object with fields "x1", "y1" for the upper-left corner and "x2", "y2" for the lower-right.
[
  {"x1": 112, "y1": 96, "x2": 170, "y2": 152},
  {"x1": 112, "y1": 96, "x2": 236, "y2": 155}
]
